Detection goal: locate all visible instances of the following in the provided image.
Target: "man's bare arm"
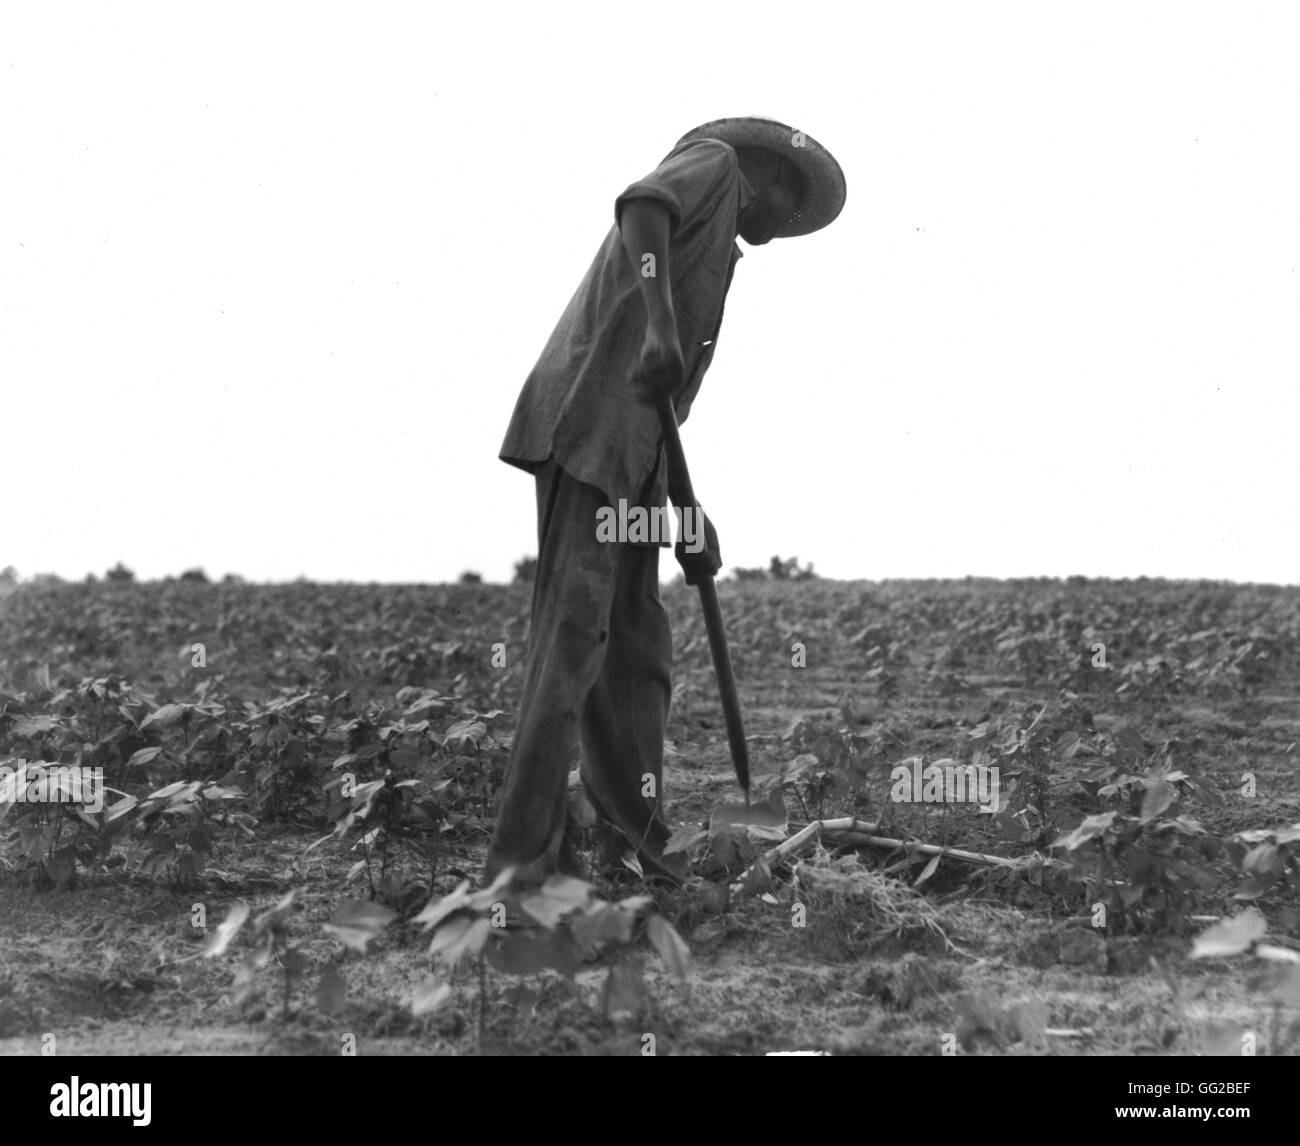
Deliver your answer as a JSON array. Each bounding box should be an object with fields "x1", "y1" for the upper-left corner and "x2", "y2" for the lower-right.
[
  {"x1": 620, "y1": 199, "x2": 721, "y2": 579},
  {"x1": 619, "y1": 198, "x2": 675, "y2": 335},
  {"x1": 619, "y1": 199, "x2": 683, "y2": 404}
]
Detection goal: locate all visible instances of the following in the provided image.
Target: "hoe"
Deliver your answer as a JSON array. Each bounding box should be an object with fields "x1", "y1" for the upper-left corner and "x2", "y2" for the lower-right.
[{"x1": 655, "y1": 391, "x2": 783, "y2": 832}]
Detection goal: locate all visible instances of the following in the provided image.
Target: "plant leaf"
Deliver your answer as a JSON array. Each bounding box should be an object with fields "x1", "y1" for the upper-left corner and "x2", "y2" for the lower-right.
[
  {"x1": 412, "y1": 879, "x2": 472, "y2": 929},
  {"x1": 202, "y1": 902, "x2": 250, "y2": 958},
  {"x1": 1191, "y1": 909, "x2": 1267, "y2": 958},
  {"x1": 663, "y1": 824, "x2": 708, "y2": 856},
  {"x1": 432, "y1": 916, "x2": 492, "y2": 965},
  {"x1": 1140, "y1": 776, "x2": 1178, "y2": 823},
  {"x1": 1050, "y1": 812, "x2": 1116, "y2": 852},
  {"x1": 913, "y1": 852, "x2": 942, "y2": 888},
  {"x1": 519, "y1": 875, "x2": 594, "y2": 929},
  {"x1": 410, "y1": 977, "x2": 452, "y2": 1016},
  {"x1": 322, "y1": 900, "x2": 398, "y2": 952},
  {"x1": 646, "y1": 914, "x2": 691, "y2": 979}
]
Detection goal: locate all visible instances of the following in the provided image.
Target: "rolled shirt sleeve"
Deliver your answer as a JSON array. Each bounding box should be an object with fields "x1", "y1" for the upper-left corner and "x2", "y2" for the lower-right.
[{"x1": 615, "y1": 138, "x2": 744, "y2": 235}]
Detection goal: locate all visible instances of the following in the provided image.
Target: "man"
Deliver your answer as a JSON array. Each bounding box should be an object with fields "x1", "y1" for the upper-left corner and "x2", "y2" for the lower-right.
[{"x1": 489, "y1": 117, "x2": 846, "y2": 887}]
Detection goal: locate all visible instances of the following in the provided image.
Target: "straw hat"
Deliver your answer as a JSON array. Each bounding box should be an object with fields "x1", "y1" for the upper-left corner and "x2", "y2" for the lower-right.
[{"x1": 677, "y1": 117, "x2": 846, "y2": 237}]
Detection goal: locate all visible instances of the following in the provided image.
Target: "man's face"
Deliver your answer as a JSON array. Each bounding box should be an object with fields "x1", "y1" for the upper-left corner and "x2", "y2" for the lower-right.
[
  {"x1": 738, "y1": 181, "x2": 798, "y2": 245},
  {"x1": 736, "y1": 152, "x2": 800, "y2": 245}
]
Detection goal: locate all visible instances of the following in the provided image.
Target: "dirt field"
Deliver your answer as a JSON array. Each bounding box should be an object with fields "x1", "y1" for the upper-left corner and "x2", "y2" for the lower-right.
[{"x1": 1, "y1": 576, "x2": 1298, "y2": 1056}]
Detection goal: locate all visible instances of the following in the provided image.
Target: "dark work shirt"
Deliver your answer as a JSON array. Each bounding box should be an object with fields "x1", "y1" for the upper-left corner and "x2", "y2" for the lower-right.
[{"x1": 499, "y1": 137, "x2": 754, "y2": 510}]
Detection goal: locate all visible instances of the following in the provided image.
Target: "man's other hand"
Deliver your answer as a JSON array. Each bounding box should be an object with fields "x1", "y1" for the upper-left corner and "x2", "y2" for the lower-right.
[{"x1": 675, "y1": 508, "x2": 721, "y2": 586}]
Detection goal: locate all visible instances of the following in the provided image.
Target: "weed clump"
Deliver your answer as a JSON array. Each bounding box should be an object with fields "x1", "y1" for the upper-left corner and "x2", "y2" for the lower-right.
[{"x1": 793, "y1": 850, "x2": 956, "y2": 960}]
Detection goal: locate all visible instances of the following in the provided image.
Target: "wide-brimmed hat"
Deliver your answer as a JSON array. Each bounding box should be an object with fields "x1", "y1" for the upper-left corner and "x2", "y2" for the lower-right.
[{"x1": 677, "y1": 117, "x2": 846, "y2": 238}]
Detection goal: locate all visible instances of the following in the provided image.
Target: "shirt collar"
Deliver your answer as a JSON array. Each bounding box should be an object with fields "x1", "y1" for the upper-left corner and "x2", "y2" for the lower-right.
[{"x1": 738, "y1": 169, "x2": 756, "y2": 211}]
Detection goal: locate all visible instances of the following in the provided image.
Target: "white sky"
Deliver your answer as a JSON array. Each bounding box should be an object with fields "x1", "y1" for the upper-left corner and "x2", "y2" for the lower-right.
[{"x1": 3, "y1": 2, "x2": 1297, "y2": 585}]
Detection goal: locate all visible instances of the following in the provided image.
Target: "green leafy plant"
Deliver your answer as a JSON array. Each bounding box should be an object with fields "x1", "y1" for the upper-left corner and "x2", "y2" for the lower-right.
[
  {"x1": 413, "y1": 871, "x2": 691, "y2": 1038},
  {"x1": 1050, "y1": 764, "x2": 1227, "y2": 934}
]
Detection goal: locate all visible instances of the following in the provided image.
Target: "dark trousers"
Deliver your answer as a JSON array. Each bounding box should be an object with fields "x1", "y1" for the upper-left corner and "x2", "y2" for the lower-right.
[{"x1": 486, "y1": 459, "x2": 676, "y2": 885}]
